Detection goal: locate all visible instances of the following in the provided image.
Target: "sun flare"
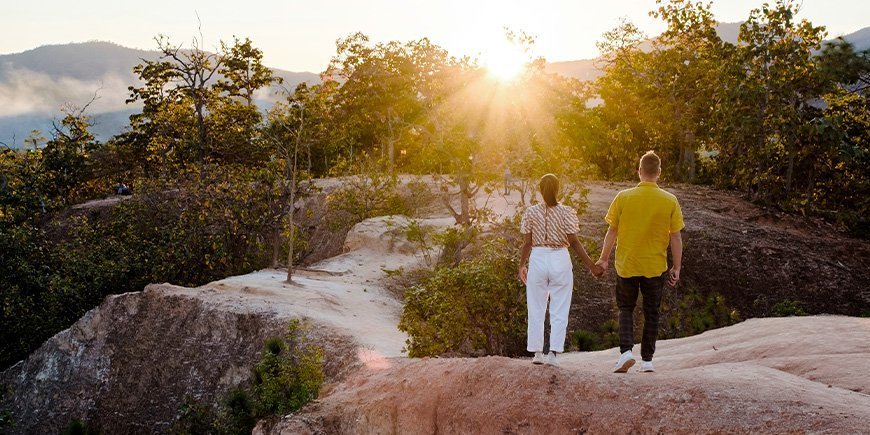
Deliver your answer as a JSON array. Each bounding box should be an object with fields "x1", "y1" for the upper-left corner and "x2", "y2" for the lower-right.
[{"x1": 482, "y1": 41, "x2": 527, "y2": 83}]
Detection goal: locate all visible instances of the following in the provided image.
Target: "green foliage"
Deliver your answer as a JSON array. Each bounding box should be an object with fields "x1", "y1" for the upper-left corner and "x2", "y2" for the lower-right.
[
  {"x1": 121, "y1": 35, "x2": 279, "y2": 173},
  {"x1": 399, "y1": 238, "x2": 527, "y2": 357},
  {"x1": 169, "y1": 321, "x2": 324, "y2": 435},
  {"x1": 571, "y1": 320, "x2": 619, "y2": 352},
  {"x1": 598, "y1": 319, "x2": 620, "y2": 349},
  {"x1": 771, "y1": 300, "x2": 808, "y2": 317},
  {"x1": 660, "y1": 287, "x2": 741, "y2": 338},
  {"x1": 169, "y1": 397, "x2": 215, "y2": 435},
  {"x1": 325, "y1": 155, "x2": 409, "y2": 228},
  {"x1": 590, "y1": 0, "x2": 869, "y2": 234},
  {"x1": 571, "y1": 329, "x2": 600, "y2": 352},
  {"x1": 0, "y1": 164, "x2": 293, "y2": 368},
  {"x1": 61, "y1": 419, "x2": 99, "y2": 435},
  {"x1": 250, "y1": 322, "x2": 324, "y2": 417},
  {"x1": 0, "y1": 385, "x2": 14, "y2": 431}
]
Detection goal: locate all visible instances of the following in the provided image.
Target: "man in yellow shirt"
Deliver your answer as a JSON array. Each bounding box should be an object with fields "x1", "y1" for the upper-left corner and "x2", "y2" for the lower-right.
[{"x1": 596, "y1": 151, "x2": 684, "y2": 373}]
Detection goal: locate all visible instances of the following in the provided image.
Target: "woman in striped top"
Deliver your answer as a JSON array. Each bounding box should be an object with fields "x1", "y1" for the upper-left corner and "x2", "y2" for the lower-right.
[{"x1": 518, "y1": 174, "x2": 603, "y2": 366}]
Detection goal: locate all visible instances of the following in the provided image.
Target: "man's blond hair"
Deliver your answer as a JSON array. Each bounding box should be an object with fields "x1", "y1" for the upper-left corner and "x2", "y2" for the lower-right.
[{"x1": 639, "y1": 150, "x2": 661, "y2": 177}]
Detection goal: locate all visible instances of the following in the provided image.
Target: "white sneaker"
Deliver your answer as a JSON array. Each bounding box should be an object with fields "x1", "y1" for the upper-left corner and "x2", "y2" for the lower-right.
[
  {"x1": 613, "y1": 350, "x2": 636, "y2": 373},
  {"x1": 640, "y1": 360, "x2": 654, "y2": 372},
  {"x1": 545, "y1": 352, "x2": 560, "y2": 367},
  {"x1": 531, "y1": 352, "x2": 546, "y2": 365}
]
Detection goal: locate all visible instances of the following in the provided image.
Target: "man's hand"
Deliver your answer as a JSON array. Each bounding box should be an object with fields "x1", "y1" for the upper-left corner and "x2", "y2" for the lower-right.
[
  {"x1": 593, "y1": 259, "x2": 608, "y2": 278},
  {"x1": 667, "y1": 267, "x2": 680, "y2": 287},
  {"x1": 518, "y1": 265, "x2": 528, "y2": 284},
  {"x1": 589, "y1": 263, "x2": 604, "y2": 277}
]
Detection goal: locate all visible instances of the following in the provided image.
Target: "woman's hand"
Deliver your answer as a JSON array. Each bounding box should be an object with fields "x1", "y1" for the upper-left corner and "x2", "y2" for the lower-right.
[
  {"x1": 593, "y1": 259, "x2": 608, "y2": 278},
  {"x1": 518, "y1": 264, "x2": 528, "y2": 284},
  {"x1": 590, "y1": 262, "x2": 605, "y2": 278}
]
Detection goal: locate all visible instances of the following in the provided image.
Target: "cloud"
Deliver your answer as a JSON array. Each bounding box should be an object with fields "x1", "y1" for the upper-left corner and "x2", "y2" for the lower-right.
[{"x1": 0, "y1": 67, "x2": 139, "y2": 117}]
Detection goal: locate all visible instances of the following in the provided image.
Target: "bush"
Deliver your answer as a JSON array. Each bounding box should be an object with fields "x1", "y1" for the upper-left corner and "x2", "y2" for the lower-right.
[
  {"x1": 169, "y1": 321, "x2": 324, "y2": 434},
  {"x1": 571, "y1": 329, "x2": 601, "y2": 351},
  {"x1": 62, "y1": 419, "x2": 100, "y2": 435},
  {"x1": 250, "y1": 322, "x2": 324, "y2": 417},
  {"x1": 0, "y1": 165, "x2": 287, "y2": 370},
  {"x1": 660, "y1": 287, "x2": 741, "y2": 339},
  {"x1": 399, "y1": 238, "x2": 527, "y2": 357},
  {"x1": 325, "y1": 156, "x2": 408, "y2": 230},
  {"x1": 771, "y1": 300, "x2": 808, "y2": 317}
]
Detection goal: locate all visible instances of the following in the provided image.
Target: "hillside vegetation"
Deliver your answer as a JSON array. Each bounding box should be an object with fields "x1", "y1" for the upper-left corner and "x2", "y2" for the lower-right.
[{"x1": 1, "y1": 0, "x2": 868, "y2": 373}]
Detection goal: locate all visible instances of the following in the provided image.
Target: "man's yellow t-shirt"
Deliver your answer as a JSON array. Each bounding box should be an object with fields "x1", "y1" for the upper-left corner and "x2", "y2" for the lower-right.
[{"x1": 605, "y1": 182, "x2": 684, "y2": 278}]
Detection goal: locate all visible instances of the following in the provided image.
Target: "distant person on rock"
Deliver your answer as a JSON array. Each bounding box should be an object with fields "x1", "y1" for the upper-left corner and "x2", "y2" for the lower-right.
[
  {"x1": 519, "y1": 174, "x2": 603, "y2": 367},
  {"x1": 596, "y1": 151, "x2": 684, "y2": 373}
]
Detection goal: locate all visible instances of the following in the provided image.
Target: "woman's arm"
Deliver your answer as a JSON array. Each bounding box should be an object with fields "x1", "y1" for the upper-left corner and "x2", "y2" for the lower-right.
[
  {"x1": 518, "y1": 233, "x2": 532, "y2": 283},
  {"x1": 567, "y1": 234, "x2": 599, "y2": 275}
]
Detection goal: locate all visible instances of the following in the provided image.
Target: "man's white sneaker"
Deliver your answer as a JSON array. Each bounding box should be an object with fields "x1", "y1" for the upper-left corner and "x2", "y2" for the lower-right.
[
  {"x1": 532, "y1": 352, "x2": 546, "y2": 365},
  {"x1": 613, "y1": 350, "x2": 636, "y2": 373},
  {"x1": 640, "y1": 360, "x2": 655, "y2": 372},
  {"x1": 545, "y1": 352, "x2": 560, "y2": 367}
]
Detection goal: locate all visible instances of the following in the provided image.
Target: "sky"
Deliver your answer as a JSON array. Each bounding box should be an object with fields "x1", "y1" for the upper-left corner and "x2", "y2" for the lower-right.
[{"x1": 5, "y1": 0, "x2": 869, "y2": 72}]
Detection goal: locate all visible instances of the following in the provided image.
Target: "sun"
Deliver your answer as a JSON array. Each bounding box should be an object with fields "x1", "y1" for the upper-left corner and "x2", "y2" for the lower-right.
[{"x1": 482, "y1": 41, "x2": 528, "y2": 83}]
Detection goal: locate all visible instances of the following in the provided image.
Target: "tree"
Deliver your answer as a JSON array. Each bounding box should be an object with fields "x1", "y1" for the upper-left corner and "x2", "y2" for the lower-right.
[
  {"x1": 733, "y1": 0, "x2": 826, "y2": 200},
  {"x1": 263, "y1": 83, "x2": 332, "y2": 282},
  {"x1": 123, "y1": 34, "x2": 279, "y2": 175}
]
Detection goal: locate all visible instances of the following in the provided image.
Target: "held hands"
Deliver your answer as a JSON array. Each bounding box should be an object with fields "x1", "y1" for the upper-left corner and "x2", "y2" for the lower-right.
[
  {"x1": 591, "y1": 259, "x2": 608, "y2": 278},
  {"x1": 668, "y1": 267, "x2": 680, "y2": 287},
  {"x1": 518, "y1": 264, "x2": 528, "y2": 284}
]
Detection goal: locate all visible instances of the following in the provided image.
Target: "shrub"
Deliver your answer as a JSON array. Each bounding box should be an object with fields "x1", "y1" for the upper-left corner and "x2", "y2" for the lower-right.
[
  {"x1": 399, "y1": 238, "x2": 527, "y2": 357},
  {"x1": 250, "y1": 320, "x2": 324, "y2": 418},
  {"x1": 169, "y1": 397, "x2": 214, "y2": 435},
  {"x1": 571, "y1": 329, "x2": 601, "y2": 351},
  {"x1": 325, "y1": 156, "x2": 408, "y2": 230},
  {"x1": 771, "y1": 300, "x2": 808, "y2": 317},
  {"x1": 62, "y1": 419, "x2": 100, "y2": 435},
  {"x1": 169, "y1": 321, "x2": 324, "y2": 434},
  {"x1": 598, "y1": 319, "x2": 620, "y2": 349},
  {"x1": 660, "y1": 287, "x2": 741, "y2": 339}
]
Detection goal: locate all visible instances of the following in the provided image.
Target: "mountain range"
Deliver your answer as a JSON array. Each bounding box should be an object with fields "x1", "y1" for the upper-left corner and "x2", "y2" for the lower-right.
[
  {"x1": 2, "y1": 23, "x2": 868, "y2": 147},
  {"x1": 546, "y1": 23, "x2": 870, "y2": 82},
  {"x1": 0, "y1": 41, "x2": 319, "y2": 146}
]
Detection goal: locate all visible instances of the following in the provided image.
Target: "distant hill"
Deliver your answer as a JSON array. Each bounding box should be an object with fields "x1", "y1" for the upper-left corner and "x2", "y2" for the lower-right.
[
  {"x1": 0, "y1": 41, "x2": 319, "y2": 145},
  {"x1": 545, "y1": 23, "x2": 870, "y2": 81}
]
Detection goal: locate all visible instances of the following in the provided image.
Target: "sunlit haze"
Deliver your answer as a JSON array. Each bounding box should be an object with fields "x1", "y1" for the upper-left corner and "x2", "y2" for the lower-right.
[{"x1": 4, "y1": 0, "x2": 870, "y2": 72}]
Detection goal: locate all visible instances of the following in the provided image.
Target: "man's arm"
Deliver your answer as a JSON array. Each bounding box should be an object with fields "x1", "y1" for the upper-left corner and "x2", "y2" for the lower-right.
[
  {"x1": 518, "y1": 233, "x2": 532, "y2": 283},
  {"x1": 668, "y1": 231, "x2": 683, "y2": 287},
  {"x1": 596, "y1": 225, "x2": 618, "y2": 272}
]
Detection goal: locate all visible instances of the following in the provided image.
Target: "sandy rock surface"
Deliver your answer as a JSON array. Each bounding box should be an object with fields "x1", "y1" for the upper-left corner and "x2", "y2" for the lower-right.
[{"x1": 268, "y1": 316, "x2": 870, "y2": 434}]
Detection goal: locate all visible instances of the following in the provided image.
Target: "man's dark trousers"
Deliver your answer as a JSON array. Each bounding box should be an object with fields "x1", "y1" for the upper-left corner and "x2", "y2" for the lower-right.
[{"x1": 616, "y1": 273, "x2": 665, "y2": 361}]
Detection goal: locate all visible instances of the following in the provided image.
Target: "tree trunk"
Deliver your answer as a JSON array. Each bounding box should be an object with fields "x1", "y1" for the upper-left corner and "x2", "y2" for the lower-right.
[
  {"x1": 785, "y1": 142, "x2": 796, "y2": 197},
  {"x1": 286, "y1": 156, "x2": 297, "y2": 283},
  {"x1": 387, "y1": 112, "x2": 396, "y2": 171},
  {"x1": 805, "y1": 162, "x2": 816, "y2": 210},
  {"x1": 196, "y1": 102, "x2": 206, "y2": 170}
]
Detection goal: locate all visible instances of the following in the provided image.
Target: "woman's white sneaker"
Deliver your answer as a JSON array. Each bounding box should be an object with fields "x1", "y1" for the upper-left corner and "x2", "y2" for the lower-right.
[
  {"x1": 640, "y1": 360, "x2": 655, "y2": 372},
  {"x1": 532, "y1": 352, "x2": 546, "y2": 365},
  {"x1": 613, "y1": 350, "x2": 635, "y2": 373},
  {"x1": 545, "y1": 352, "x2": 560, "y2": 367}
]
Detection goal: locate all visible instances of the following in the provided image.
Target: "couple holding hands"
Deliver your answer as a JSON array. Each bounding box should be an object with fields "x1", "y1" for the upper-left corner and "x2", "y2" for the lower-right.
[{"x1": 518, "y1": 151, "x2": 684, "y2": 372}]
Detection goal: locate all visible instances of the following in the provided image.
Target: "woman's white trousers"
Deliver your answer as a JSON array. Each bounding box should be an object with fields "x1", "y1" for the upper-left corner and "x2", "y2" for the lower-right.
[{"x1": 526, "y1": 247, "x2": 573, "y2": 353}]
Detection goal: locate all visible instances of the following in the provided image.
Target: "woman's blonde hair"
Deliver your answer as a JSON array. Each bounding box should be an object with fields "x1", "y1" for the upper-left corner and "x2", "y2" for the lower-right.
[{"x1": 539, "y1": 174, "x2": 559, "y2": 207}]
